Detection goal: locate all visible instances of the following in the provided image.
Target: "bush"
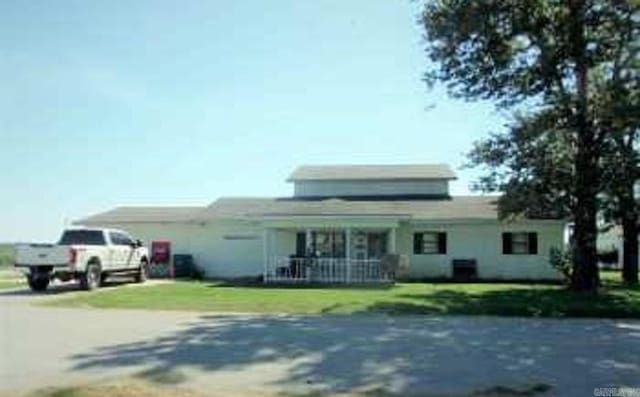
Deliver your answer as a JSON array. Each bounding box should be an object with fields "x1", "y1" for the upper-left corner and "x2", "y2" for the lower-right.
[
  {"x1": 597, "y1": 249, "x2": 618, "y2": 265},
  {"x1": 0, "y1": 245, "x2": 15, "y2": 268},
  {"x1": 549, "y1": 247, "x2": 573, "y2": 283}
]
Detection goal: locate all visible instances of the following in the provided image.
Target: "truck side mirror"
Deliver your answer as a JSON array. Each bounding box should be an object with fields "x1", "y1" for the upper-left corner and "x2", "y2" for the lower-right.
[{"x1": 134, "y1": 239, "x2": 143, "y2": 247}]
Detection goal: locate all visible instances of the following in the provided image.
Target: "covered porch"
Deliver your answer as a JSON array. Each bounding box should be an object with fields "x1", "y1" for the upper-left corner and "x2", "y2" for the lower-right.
[{"x1": 262, "y1": 225, "x2": 399, "y2": 284}]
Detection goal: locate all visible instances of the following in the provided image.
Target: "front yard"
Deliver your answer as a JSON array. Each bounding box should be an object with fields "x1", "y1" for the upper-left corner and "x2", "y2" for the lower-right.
[{"x1": 42, "y1": 271, "x2": 640, "y2": 318}]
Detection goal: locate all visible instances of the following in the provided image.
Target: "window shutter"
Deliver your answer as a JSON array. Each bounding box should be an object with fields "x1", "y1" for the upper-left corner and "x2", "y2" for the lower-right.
[
  {"x1": 502, "y1": 233, "x2": 513, "y2": 254},
  {"x1": 528, "y1": 232, "x2": 538, "y2": 254},
  {"x1": 438, "y1": 232, "x2": 447, "y2": 254},
  {"x1": 413, "y1": 233, "x2": 423, "y2": 254}
]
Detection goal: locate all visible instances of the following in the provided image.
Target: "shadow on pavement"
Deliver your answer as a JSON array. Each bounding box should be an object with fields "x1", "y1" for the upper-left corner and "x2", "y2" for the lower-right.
[{"x1": 70, "y1": 313, "x2": 640, "y2": 395}]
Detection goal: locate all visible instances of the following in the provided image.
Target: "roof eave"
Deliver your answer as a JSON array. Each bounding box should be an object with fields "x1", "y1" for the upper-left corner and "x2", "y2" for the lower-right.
[{"x1": 286, "y1": 177, "x2": 458, "y2": 183}]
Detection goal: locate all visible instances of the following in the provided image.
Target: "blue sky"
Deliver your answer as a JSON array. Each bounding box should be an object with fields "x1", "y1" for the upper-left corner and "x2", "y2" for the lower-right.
[{"x1": 0, "y1": 0, "x2": 500, "y2": 242}]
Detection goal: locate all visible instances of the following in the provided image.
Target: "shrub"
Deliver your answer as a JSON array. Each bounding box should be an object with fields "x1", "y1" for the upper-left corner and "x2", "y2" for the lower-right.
[
  {"x1": 597, "y1": 249, "x2": 618, "y2": 265},
  {"x1": 549, "y1": 247, "x2": 573, "y2": 283}
]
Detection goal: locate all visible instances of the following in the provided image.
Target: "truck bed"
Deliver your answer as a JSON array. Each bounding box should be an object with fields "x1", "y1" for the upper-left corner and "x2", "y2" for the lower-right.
[{"x1": 14, "y1": 243, "x2": 70, "y2": 267}]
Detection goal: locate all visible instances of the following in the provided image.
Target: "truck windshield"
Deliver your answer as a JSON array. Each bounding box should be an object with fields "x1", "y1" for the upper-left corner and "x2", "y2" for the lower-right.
[{"x1": 58, "y1": 230, "x2": 106, "y2": 245}]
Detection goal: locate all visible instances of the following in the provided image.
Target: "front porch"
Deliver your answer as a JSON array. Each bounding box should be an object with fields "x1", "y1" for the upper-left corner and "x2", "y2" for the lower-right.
[{"x1": 262, "y1": 227, "x2": 397, "y2": 284}]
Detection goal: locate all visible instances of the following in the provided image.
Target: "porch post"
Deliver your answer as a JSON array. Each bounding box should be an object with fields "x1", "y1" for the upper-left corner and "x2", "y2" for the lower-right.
[
  {"x1": 262, "y1": 228, "x2": 269, "y2": 282},
  {"x1": 389, "y1": 227, "x2": 397, "y2": 253},
  {"x1": 346, "y1": 227, "x2": 352, "y2": 283},
  {"x1": 305, "y1": 229, "x2": 312, "y2": 255}
]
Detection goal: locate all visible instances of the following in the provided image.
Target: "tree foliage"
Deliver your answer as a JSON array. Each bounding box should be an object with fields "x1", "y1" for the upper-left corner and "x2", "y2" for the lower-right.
[{"x1": 421, "y1": 0, "x2": 639, "y2": 291}]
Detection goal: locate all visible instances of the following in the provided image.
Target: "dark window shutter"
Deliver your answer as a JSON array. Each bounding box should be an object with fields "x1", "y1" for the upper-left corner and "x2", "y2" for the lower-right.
[
  {"x1": 413, "y1": 233, "x2": 423, "y2": 254},
  {"x1": 528, "y1": 232, "x2": 538, "y2": 254},
  {"x1": 296, "y1": 232, "x2": 306, "y2": 257},
  {"x1": 438, "y1": 232, "x2": 447, "y2": 254},
  {"x1": 502, "y1": 233, "x2": 513, "y2": 254}
]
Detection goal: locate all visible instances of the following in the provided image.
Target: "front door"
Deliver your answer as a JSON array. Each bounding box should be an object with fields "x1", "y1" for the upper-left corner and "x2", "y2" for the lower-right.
[
  {"x1": 352, "y1": 231, "x2": 368, "y2": 260},
  {"x1": 367, "y1": 232, "x2": 388, "y2": 259},
  {"x1": 351, "y1": 231, "x2": 388, "y2": 260}
]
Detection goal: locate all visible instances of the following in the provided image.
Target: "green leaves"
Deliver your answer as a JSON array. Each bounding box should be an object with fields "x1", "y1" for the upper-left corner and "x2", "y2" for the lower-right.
[{"x1": 421, "y1": 0, "x2": 639, "y2": 291}]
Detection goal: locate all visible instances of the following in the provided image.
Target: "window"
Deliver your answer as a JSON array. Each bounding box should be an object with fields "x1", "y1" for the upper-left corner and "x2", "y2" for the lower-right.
[
  {"x1": 58, "y1": 230, "x2": 106, "y2": 246},
  {"x1": 413, "y1": 232, "x2": 447, "y2": 254},
  {"x1": 502, "y1": 232, "x2": 538, "y2": 255},
  {"x1": 109, "y1": 232, "x2": 133, "y2": 246},
  {"x1": 295, "y1": 231, "x2": 347, "y2": 257},
  {"x1": 312, "y1": 231, "x2": 345, "y2": 258}
]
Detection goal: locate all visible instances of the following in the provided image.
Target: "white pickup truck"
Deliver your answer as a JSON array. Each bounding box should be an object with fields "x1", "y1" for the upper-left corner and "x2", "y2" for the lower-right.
[{"x1": 14, "y1": 227, "x2": 149, "y2": 292}]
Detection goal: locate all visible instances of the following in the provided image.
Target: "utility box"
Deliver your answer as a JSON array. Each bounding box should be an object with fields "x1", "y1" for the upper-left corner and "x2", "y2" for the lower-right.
[{"x1": 173, "y1": 254, "x2": 195, "y2": 278}]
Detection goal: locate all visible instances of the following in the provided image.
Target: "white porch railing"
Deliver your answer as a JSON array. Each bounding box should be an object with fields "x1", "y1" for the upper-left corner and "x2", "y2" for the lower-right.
[{"x1": 263, "y1": 256, "x2": 393, "y2": 284}]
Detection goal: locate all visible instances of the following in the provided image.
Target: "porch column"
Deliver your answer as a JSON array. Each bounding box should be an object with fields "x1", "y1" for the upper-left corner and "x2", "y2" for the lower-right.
[
  {"x1": 305, "y1": 229, "x2": 312, "y2": 255},
  {"x1": 346, "y1": 227, "x2": 352, "y2": 282},
  {"x1": 262, "y1": 228, "x2": 269, "y2": 281},
  {"x1": 389, "y1": 227, "x2": 397, "y2": 253}
]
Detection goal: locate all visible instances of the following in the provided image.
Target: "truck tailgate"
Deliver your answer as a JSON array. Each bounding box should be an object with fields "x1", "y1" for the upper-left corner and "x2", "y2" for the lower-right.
[{"x1": 14, "y1": 244, "x2": 69, "y2": 266}]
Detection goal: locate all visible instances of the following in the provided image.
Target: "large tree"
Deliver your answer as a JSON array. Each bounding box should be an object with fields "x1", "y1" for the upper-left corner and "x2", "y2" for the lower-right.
[{"x1": 421, "y1": 0, "x2": 639, "y2": 292}]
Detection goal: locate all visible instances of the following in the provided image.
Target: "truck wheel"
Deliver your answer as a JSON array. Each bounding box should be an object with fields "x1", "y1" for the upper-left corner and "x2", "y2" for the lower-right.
[
  {"x1": 80, "y1": 263, "x2": 101, "y2": 291},
  {"x1": 134, "y1": 259, "x2": 149, "y2": 283},
  {"x1": 27, "y1": 276, "x2": 50, "y2": 292}
]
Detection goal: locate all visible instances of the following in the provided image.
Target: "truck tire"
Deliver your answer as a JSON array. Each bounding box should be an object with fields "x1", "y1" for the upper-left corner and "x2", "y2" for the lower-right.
[
  {"x1": 27, "y1": 276, "x2": 50, "y2": 292},
  {"x1": 134, "y1": 259, "x2": 149, "y2": 283},
  {"x1": 80, "y1": 262, "x2": 101, "y2": 291}
]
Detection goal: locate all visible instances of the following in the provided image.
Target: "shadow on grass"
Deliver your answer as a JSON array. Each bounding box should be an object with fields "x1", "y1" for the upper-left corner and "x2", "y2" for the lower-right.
[
  {"x1": 69, "y1": 312, "x2": 640, "y2": 396},
  {"x1": 359, "y1": 287, "x2": 640, "y2": 318}
]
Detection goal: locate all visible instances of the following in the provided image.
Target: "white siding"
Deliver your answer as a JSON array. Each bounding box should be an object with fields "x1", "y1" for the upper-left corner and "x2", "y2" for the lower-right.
[
  {"x1": 399, "y1": 221, "x2": 564, "y2": 280},
  {"x1": 87, "y1": 221, "x2": 264, "y2": 279},
  {"x1": 294, "y1": 180, "x2": 449, "y2": 197},
  {"x1": 89, "y1": 218, "x2": 565, "y2": 281}
]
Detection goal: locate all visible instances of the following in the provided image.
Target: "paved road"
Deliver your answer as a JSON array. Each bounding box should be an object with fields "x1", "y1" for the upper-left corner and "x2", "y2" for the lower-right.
[{"x1": 1, "y1": 283, "x2": 639, "y2": 397}]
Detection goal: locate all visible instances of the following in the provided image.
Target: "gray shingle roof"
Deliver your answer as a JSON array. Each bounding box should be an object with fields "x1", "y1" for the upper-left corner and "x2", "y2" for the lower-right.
[
  {"x1": 75, "y1": 206, "x2": 205, "y2": 225},
  {"x1": 287, "y1": 164, "x2": 457, "y2": 181},
  {"x1": 76, "y1": 197, "x2": 503, "y2": 224},
  {"x1": 203, "y1": 196, "x2": 500, "y2": 220}
]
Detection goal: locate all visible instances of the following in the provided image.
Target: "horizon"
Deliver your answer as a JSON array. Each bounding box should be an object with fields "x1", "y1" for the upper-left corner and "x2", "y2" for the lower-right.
[{"x1": 0, "y1": 1, "x2": 501, "y2": 242}]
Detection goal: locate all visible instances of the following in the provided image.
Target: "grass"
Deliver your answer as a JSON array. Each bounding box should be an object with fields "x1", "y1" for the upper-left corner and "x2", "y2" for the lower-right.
[
  {"x1": 15, "y1": 380, "x2": 205, "y2": 397},
  {"x1": 11, "y1": 379, "x2": 552, "y2": 397},
  {"x1": 0, "y1": 279, "x2": 22, "y2": 289},
  {"x1": 42, "y1": 271, "x2": 640, "y2": 318},
  {"x1": 0, "y1": 243, "x2": 14, "y2": 268}
]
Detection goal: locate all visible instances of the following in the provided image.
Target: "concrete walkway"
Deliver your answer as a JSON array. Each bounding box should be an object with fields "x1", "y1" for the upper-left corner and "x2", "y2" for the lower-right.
[{"x1": 1, "y1": 283, "x2": 639, "y2": 396}]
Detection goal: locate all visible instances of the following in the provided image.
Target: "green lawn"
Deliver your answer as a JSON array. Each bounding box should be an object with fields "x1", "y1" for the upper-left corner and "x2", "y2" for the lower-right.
[
  {"x1": 0, "y1": 243, "x2": 14, "y2": 268},
  {"x1": 0, "y1": 279, "x2": 21, "y2": 289},
  {"x1": 43, "y1": 271, "x2": 640, "y2": 318}
]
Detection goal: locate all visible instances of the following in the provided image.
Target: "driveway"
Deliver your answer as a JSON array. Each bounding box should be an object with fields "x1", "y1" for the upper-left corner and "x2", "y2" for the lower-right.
[{"x1": 1, "y1": 284, "x2": 639, "y2": 397}]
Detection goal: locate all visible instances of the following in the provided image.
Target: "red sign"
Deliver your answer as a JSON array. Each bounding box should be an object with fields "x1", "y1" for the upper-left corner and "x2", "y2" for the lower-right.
[{"x1": 151, "y1": 241, "x2": 171, "y2": 264}]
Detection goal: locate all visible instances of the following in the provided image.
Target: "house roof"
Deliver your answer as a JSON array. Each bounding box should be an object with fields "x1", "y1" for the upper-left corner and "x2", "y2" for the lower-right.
[
  {"x1": 75, "y1": 206, "x2": 205, "y2": 225},
  {"x1": 77, "y1": 196, "x2": 567, "y2": 225},
  {"x1": 76, "y1": 197, "x2": 503, "y2": 225},
  {"x1": 202, "y1": 196, "x2": 500, "y2": 220},
  {"x1": 287, "y1": 164, "x2": 457, "y2": 181}
]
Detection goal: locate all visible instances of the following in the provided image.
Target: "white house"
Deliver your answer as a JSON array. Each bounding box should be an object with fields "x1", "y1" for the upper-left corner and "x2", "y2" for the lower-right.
[{"x1": 76, "y1": 164, "x2": 565, "y2": 282}]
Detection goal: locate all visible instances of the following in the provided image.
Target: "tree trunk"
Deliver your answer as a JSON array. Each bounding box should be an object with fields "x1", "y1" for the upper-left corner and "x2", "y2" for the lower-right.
[
  {"x1": 621, "y1": 184, "x2": 639, "y2": 285},
  {"x1": 568, "y1": 0, "x2": 599, "y2": 292},
  {"x1": 571, "y1": 149, "x2": 600, "y2": 292}
]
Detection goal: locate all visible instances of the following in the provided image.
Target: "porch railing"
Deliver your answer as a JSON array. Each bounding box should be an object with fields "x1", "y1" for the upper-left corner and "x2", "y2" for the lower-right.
[{"x1": 264, "y1": 256, "x2": 393, "y2": 284}]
